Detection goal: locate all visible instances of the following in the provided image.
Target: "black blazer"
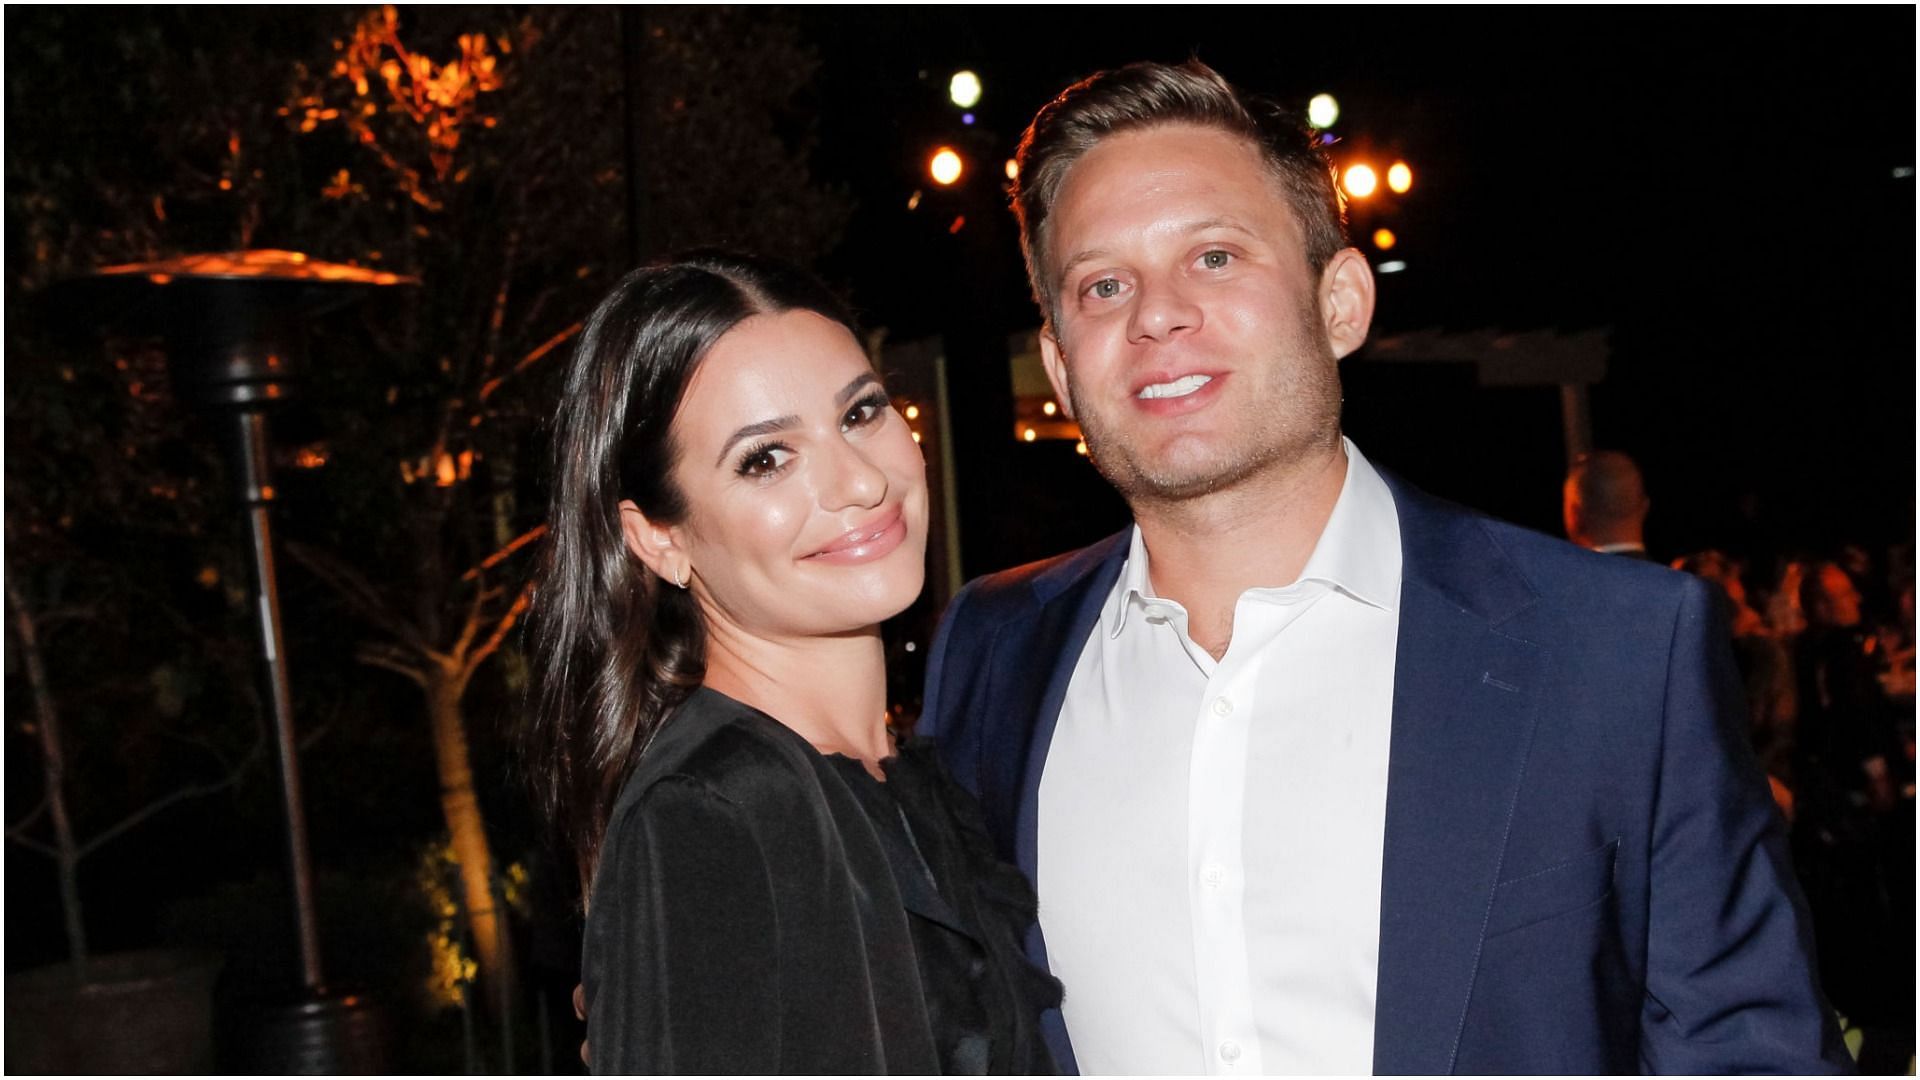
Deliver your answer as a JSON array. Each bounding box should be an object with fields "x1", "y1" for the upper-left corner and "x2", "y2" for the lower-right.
[{"x1": 582, "y1": 686, "x2": 1056, "y2": 1074}]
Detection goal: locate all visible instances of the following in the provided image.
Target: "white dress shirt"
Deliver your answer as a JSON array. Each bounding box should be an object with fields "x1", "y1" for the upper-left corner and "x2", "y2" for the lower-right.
[{"x1": 1037, "y1": 438, "x2": 1403, "y2": 1075}]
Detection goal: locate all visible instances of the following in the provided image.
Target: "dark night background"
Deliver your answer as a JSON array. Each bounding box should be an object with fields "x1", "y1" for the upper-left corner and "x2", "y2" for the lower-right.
[
  {"x1": 803, "y1": 7, "x2": 1914, "y2": 570},
  {"x1": 3, "y1": 6, "x2": 1913, "y2": 1073}
]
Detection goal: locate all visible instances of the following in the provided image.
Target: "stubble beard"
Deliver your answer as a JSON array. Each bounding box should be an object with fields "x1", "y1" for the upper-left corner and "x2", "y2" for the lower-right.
[{"x1": 1064, "y1": 310, "x2": 1344, "y2": 509}]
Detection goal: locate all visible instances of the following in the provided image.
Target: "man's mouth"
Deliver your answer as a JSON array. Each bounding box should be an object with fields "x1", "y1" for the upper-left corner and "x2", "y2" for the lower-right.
[{"x1": 1136, "y1": 374, "x2": 1214, "y2": 400}]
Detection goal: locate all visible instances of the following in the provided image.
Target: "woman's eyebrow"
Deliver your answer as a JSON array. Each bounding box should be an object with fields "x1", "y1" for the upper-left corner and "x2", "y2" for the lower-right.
[
  {"x1": 715, "y1": 414, "x2": 798, "y2": 466},
  {"x1": 713, "y1": 375, "x2": 882, "y2": 466}
]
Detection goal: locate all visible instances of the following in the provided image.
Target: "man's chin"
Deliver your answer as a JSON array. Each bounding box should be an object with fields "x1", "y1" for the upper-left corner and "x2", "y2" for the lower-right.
[{"x1": 1095, "y1": 451, "x2": 1262, "y2": 504}]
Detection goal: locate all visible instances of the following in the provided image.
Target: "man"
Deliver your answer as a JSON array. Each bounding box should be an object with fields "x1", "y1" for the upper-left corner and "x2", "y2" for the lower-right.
[
  {"x1": 1563, "y1": 449, "x2": 1653, "y2": 558},
  {"x1": 920, "y1": 61, "x2": 1848, "y2": 1074}
]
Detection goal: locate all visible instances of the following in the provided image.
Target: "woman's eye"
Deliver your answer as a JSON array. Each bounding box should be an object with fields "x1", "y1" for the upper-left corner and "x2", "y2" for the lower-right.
[
  {"x1": 842, "y1": 392, "x2": 890, "y2": 431},
  {"x1": 1087, "y1": 278, "x2": 1124, "y2": 300},
  {"x1": 737, "y1": 445, "x2": 793, "y2": 478},
  {"x1": 1199, "y1": 250, "x2": 1233, "y2": 270}
]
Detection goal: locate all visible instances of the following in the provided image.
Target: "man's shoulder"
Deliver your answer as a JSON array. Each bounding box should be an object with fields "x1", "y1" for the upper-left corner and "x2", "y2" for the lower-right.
[
  {"x1": 945, "y1": 530, "x2": 1129, "y2": 630},
  {"x1": 1392, "y1": 476, "x2": 1686, "y2": 599},
  {"x1": 1386, "y1": 476, "x2": 1702, "y2": 635}
]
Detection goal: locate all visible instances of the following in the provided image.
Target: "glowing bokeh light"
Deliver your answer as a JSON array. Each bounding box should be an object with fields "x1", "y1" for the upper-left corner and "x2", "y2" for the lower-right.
[
  {"x1": 949, "y1": 71, "x2": 983, "y2": 108},
  {"x1": 1005, "y1": 159, "x2": 1020, "y2": 181},
  {"x1": 1023, "y1": 428, "x2": 1037, "y2": 443},
  {"x1": 1308, "y1": 93, "x2": 1340, "y2": 129},
  {"x1": 1373, "y1": 228, "x2": 1397, "y2": 250},
  {"x1": 1042, "y1": 401, "x2": 1057, "y2": 416},
  {"x1": 1343, "y1": 164, "x2": 1378, "y2": 198},
  {"x1": 1387, "y1": 161, "x2": 1413, "y2": 194},
  {"x1": 1378, "y1": 259, "x2": 1408, "y2": 274},
  {"x1": 904, "y1": 404, "x2": 920, "y2": 420},
  {"x1": 930, "y1": 148, "x2": 963, "y2": 186}
]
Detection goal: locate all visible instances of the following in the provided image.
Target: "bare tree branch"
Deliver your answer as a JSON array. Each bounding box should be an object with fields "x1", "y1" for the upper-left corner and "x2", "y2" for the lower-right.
[
  {"x1": 357, "y1": 642, "x2": 429, "y2": 687},
  {"x1": 477, "y1": 322, "x2": 582, "y2": 404},
  {"x1": 477, "y1": 227, "x2": 520, "y2": 384},
  {"x1": 461, "y1": 524, "x2": 547, "y2": 582},
  {"x1": 298, "y1": 717, "x2": 339, "y2": 753},
  {"x1": 284, "y1": 540, "x2": 433, "y2": 654},
  {"x1": 34, "y1": 606, "x2": 98, "y2": 627},
  {"x1": 6, "y1": 797, "x2": 50, "y2": 838},
  {"x1": 8, "y1": 835, "x2": 60, "y2": 860},
  {"x1": 451, "y1": 573, "x2": 488, "y2": 661},
  {"x1": 77, "y1": 739, "x2": 263, "y2": 859},
  {"x1": 466, "y1": 583, "x2": 533, "y2": 676}
]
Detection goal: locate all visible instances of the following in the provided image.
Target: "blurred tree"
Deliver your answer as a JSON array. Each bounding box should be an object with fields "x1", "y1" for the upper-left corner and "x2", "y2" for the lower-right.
[{"x1": 7, "y1": 3, "x2": 850, "y2": 1037}]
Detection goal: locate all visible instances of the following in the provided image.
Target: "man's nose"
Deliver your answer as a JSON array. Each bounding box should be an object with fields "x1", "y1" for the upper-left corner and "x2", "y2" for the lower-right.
[{"x1": 1127, "y1": 276, "x2": 1202, "y2": 344}]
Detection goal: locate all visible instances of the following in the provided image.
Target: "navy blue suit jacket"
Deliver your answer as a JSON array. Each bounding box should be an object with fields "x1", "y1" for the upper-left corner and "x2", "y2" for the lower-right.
[{"x1": 920, "y1": 472, "x2": 1850, "y2": 1074}]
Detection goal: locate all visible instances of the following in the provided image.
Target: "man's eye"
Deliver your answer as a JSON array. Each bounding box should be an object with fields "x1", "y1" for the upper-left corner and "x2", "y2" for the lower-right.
[
  {"x1": 1199, "y1": 250, "x2": 1232, "y2": 270},
  {"x1": 1087, "y1": 278, "x2": 1124, "y2": 300}
]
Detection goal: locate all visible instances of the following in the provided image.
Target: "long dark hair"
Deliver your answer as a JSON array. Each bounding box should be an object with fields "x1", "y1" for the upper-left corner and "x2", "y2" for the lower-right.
[{"x1": 524, "y1": 249, "x2": 859, "y2": 893}]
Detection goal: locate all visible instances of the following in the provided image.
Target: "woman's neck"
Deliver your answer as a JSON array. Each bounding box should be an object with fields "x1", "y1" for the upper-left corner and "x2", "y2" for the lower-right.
[{"x1": 700, "y1": 617, "x2": 893, "y2": 769}]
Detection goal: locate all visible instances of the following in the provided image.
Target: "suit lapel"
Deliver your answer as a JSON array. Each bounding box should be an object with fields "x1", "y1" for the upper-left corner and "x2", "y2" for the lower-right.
[
  {"x1": 1372, "y1": 477, "x2": 1544, "y2": 1075},
  {"x1": 1005, "y1": 533, "x2": 1129, "y2": 883}
]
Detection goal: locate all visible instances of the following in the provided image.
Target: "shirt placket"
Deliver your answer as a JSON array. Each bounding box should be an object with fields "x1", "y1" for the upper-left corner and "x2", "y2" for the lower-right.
[{"x1": 1187, "y1": 645, "x2": 1264, "y2": 1075}]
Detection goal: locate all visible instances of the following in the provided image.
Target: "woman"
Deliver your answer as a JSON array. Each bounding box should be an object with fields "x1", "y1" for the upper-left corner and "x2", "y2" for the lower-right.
[{"x1": 523, "y1": 251, "x2": 1058, "y2": 1074}]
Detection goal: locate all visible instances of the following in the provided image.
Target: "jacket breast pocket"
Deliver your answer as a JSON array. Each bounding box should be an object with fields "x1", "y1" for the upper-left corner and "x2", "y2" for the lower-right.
[{"x1": 1484, "y1": 838, "x2": 1618, "y2": 940}]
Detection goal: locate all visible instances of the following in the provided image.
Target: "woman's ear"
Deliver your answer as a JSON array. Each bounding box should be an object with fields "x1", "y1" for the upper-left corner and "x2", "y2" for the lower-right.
[{"x1": 618, "y1": 499, "x2": 686, "y2": 588}]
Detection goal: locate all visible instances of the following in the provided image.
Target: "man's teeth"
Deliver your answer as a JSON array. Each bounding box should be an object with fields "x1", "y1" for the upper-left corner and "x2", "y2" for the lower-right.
[{"x1": 1137, "y1": 374, "x2": 1213, "y2": 400}]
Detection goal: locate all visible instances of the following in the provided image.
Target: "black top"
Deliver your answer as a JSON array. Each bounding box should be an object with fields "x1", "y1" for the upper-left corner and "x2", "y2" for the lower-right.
[{"x1": 582, "y1": 687, "x2": 1060, "y2": 1075}]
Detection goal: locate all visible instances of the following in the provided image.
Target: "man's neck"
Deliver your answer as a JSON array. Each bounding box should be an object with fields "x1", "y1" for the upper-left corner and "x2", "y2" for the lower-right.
[{"x1": 1132, "y1": 440, "x2": 1349, "y2": 658}]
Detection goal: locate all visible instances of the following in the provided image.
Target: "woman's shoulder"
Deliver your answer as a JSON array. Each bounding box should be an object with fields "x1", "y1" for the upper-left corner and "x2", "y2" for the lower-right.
[{"x1": 607, "y1": 686, "x2": 830, "y2": 828}]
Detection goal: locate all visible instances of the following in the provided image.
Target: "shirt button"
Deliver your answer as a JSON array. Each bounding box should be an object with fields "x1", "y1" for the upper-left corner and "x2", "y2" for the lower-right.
[
  {"x1": 1211, "y1": 696, "x2": 1234, "y2": 717},
  {"x1": 1201, "y1": 864, "x2": 1225, "y2": 888},
  {"x1": 1219, "y1": 1040, "x2": 1242, "y2": 1063}
]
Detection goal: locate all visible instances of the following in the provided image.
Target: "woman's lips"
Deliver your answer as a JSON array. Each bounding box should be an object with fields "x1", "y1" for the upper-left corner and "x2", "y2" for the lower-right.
[{"x1": 805, "y1": 506, "x2": 907, "y2": 565}]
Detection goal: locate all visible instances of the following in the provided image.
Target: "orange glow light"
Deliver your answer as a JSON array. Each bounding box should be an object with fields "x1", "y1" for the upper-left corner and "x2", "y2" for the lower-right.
[
  {"x1": 1373, "y1": 228, "x2": 1397, "y2": 251},
  {"x1": 904, "y1": 404, "x2": 920, "y2": 420},
  {"x1": 930, "y1": 147, "x2": 963, "y2": 186},
  {"x1": 1022, "y1": 428, "x2": 1037, "y2": 443},
  {"x1": 1342, "y1": 164, "x2": 1378, "y2": 198},
  {"x1": 1387, "y1": 161, "x2": 1413, "y2": 194},
  {"x1": 1005, "y1": 159, "x2": 1020, "y2": 181},
  {"x1": 1042, "y1": 401, "x2": 1057, "y2": 416}
]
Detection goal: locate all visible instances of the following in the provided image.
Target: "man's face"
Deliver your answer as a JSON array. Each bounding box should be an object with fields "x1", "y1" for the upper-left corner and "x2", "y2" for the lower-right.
[{"x1": 1037, "y1": 124, "x2": 1368, "y2": 503}]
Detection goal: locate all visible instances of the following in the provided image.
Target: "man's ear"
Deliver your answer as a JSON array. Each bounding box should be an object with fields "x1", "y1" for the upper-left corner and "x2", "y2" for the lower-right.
[
  {"x1": 618, "y1": 499, "x2": 684, "y2": 587},
  {"x1": 1320, "y1": 248, "x2": 1377, "y2": 361},
  {"x1": 1038, "y1": 329, "x2": 1077, "y2": 419}
]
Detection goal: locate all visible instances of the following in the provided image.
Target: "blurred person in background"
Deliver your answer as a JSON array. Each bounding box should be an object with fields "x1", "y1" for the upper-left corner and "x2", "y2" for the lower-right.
[
  {"x1": 1562, "y1": 450, "x2": 1652, "y2": 559},
  {"x1": 1673, "y1": 550, "x2": 1797, "y2": 812},
  {"x1": 1791, "y1": 559, "x2": 1910, "y2": 1069}
]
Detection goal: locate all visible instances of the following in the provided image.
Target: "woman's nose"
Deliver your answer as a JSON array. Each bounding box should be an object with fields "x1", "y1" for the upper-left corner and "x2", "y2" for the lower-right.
[{"x1": 817, "y1": 439, "x2": 887, "y2": 510}]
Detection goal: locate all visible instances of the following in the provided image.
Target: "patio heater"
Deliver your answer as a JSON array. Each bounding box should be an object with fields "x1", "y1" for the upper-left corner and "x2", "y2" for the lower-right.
[{"x1": 57, "y1": 250, "x2": 414, "y2": 1072}]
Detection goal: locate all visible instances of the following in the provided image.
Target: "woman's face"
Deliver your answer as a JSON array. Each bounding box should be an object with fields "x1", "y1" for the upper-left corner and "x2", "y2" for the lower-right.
[{"x1": 663, "y1": 309, "x2": 928, "y2": 640}]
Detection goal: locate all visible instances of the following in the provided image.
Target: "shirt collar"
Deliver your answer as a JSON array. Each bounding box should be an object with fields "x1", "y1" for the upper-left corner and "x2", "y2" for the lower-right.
[{"x1": 1104, "y1": 437, "x2": 1403, "y2": 638}]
